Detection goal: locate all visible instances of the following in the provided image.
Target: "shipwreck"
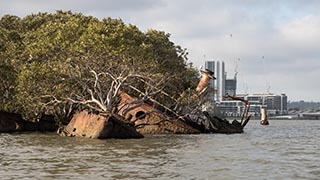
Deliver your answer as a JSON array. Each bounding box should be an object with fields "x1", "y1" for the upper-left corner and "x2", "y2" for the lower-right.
[{"x1": 58, "y1": 68, "x2": 251, "y2": 138}]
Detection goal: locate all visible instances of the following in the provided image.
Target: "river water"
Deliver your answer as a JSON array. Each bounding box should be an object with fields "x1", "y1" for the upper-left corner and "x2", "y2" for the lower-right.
[{"x1": 0, "y1": 120, "x2": 319, "y2": 180}]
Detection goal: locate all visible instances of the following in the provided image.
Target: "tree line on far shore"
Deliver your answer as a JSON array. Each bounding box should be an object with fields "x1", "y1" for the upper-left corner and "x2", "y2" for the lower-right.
[
  {"x1": 0, "y1": 10, "x2": 199, "y2": 123},
  {"x1": 288, "y1": 101, "x2": 320, "y2": 112}
]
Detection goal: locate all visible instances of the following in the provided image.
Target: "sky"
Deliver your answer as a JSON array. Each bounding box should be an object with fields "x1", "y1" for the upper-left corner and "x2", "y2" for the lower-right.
[{"x1": 1, "y1": 0, "x2": 320, "y2": 101}]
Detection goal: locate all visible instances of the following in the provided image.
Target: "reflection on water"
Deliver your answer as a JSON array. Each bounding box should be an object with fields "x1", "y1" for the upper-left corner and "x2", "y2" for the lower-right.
[{"x1": 0, "y1": 120, "x2": 319, "y2": 180}]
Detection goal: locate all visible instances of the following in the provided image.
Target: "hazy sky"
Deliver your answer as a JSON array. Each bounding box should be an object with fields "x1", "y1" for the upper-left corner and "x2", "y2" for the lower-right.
[{"x1": 1, "y1": 0, "x2": 320, "y2": 101}]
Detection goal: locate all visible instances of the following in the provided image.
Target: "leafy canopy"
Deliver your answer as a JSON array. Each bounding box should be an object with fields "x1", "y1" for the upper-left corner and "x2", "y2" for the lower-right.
[{"x1": 0, "y1": 11, "x2": 198, "y2": 121}]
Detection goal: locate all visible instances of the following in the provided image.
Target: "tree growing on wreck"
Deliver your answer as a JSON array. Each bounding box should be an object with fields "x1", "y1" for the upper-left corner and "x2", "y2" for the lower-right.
[{"x1": 0, "y1": 11, "x2": 198, "y2": 122}]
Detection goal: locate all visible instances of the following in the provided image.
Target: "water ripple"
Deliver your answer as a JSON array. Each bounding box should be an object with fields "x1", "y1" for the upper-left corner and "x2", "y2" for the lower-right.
[{"x1": 0, "y1": 120, "x2": 320, "y2": 179}]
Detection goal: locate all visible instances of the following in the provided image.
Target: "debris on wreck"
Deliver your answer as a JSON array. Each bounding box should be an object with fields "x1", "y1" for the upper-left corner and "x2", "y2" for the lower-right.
[
  {"x1": 188, "y1": 94, "x2": 251, "y2": 134},
  {"x1": 175, "y1": 69, "x2": 251, "y2": 134}
]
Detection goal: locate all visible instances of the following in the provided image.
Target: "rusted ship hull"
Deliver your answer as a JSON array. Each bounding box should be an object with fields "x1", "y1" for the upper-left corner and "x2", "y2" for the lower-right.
[{"x1": 58, "y1": 111, "x2": 143, "y2": 139}]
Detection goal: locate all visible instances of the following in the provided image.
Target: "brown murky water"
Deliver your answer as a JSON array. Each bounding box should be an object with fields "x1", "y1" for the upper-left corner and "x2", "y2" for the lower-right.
[{"x1": 1, "y1": 120, "x2": 319, "y2": 180}]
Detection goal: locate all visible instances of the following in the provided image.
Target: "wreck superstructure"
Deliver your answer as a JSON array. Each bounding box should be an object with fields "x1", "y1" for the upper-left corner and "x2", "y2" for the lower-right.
[
  {"x1": 117, "y1": 92, "x2": 200, "y2": 134},
  {"x1": 116, "y1": 68, "x2": 251, "y2": 134}
]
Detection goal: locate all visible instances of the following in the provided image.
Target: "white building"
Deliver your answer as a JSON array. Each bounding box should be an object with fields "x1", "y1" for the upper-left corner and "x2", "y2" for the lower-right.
[{"x1": 204, "y1": 60, "x2": 287, "y2": 117}]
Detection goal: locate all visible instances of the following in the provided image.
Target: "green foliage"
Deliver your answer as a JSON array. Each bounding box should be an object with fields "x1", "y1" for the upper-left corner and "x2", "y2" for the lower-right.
[
  {"x1": 0, "y1": 11, "x2": 198, "y2": 121},
  {"x1": 0, "y1": 63, "x2": 17, "y2": 112}
]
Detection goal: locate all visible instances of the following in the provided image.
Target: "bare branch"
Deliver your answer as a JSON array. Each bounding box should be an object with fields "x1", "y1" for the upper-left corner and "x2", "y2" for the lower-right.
[{"x1": 87, "y1": 88, "x2": 107, "y2": 112}]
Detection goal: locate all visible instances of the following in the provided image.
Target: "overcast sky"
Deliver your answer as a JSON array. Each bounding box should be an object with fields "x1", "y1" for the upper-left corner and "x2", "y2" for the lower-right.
[{"x1": 1, "y1": 0, "x2": 320, "y2": 101}]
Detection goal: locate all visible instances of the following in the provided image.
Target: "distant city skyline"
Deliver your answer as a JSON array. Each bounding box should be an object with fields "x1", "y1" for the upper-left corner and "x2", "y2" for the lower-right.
[{"x1": 1, "y1": 0, "x2": 320, "y2": 101}]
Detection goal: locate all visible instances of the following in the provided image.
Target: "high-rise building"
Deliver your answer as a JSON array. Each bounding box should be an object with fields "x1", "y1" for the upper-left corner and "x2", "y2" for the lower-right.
[
  {"x1": 205, "y1": 60, "x2": 235, "y2": 102},
  {"x1": 216, "y1": 61, "x2": 220, "y2": 101},
  {"x1": 225, "y1": 79, "x2": 237, "y2": 96},
  {"x1": 221, "y1": 61, "x2": 226, "y2": 101}
]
